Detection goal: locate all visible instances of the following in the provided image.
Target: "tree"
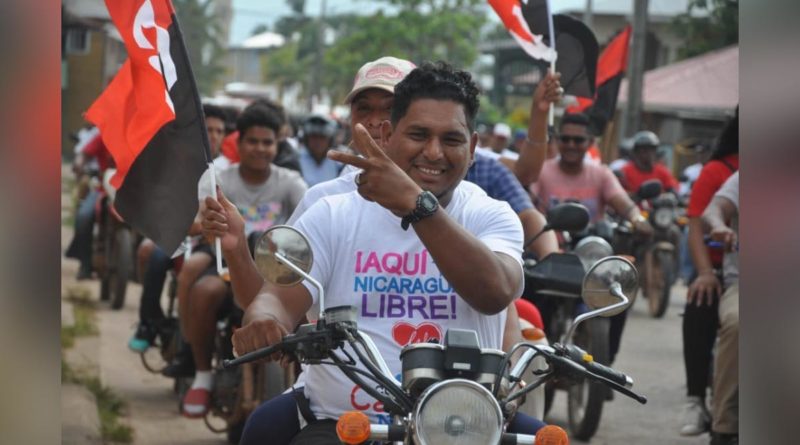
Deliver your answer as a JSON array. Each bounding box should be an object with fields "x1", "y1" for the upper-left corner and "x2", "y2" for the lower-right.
[
  {"x1": 671, "y1": 0, "x2": 738, "y2": 60},
  {"x1": 321, "y1": 0, "x2": 488, "y2": 103},
  {"x1": 173, "y1": 0, "x2": 225, "y2": 95}
]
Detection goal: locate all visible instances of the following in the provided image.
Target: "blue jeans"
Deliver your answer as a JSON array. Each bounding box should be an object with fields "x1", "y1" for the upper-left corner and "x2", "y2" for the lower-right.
[
  {"x1": 240, "y1": 389, "x2": 546, "y2": 445},
  {"x1": 66, "y1": 189, "x2": 99, "y2": 273}
]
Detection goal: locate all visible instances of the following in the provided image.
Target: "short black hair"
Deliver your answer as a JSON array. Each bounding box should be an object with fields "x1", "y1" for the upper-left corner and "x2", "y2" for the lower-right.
[
  {"x1": 236, "y1": 105, "x2": 282, "y2": 139},
  {"x1": 559, "y1": 113, "x2": 592, "y2": 134},
  {"x1": 710, "y1": 106, "x2": 738, "y2": 161},
  {"x1": 202, "y1": 103, "x2": 226, "y2": 122},
  {"x1": 245, "y1": 98, "x2": 287, "y2": 127},
  {"x1": 391, "y1": 61, "x2": 480, "y2": 131}
]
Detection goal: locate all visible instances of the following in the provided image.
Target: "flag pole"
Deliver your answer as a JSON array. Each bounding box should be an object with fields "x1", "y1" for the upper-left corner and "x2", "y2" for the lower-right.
[
  {"x1": 168, "y1": 4, "x2": 225, "y2": 275},
  {"x1": 546, "y1": 0, "x2": 557, "y2": 126}
]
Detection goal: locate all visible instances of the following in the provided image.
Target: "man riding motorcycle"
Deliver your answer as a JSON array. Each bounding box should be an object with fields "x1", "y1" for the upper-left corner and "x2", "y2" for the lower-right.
[
  {"x1": 201, "y1": 62, "x2": 548, "y2": 444},
  {"x1": 530, "y1": 112, "x2": 652, "y2": 365},
  {"x1": 619, "y1": 130, "x2": 680, "y2": 195},
  {"x1": 179, "y1": 105, "x2": 308, "y2": 418}
]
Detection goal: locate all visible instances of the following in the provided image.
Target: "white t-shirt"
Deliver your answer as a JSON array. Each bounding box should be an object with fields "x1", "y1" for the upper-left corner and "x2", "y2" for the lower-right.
[
  {"x1": 288, "y1": 170, "x2": 486, "y2": 225},
  {"x1": 292, "y1": 183, "x2": 524, "y2": 423},
  {"x1": 713, "y1": 172, "x2": 739, "y2": 287}
]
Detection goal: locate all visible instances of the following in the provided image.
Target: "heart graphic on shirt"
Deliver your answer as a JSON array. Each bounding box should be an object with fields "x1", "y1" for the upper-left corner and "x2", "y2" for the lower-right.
[{"x1": 392, "y1": 321, "x2": 442, "y2": 347}]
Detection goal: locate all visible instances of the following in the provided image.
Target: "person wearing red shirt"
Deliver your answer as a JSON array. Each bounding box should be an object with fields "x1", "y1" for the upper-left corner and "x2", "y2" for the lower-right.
[
  {"x1": 620, "y1": 131, "x2": 680, "y2": 194},
  {"x1": 678, "y1": 109, "x2": 738, "y2": 437}
]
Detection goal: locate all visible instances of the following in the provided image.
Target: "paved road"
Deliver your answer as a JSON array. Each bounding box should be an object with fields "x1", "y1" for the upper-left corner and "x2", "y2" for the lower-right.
[
  {"x1": 62, "y1": 165, "x2": 711, "y2": 444},
  {"x1": 547, "y1": 283, "x2": 711, "y2": 444}
]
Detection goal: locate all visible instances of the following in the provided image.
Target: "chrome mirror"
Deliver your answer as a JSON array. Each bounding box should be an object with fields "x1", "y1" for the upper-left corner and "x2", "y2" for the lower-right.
[
  {"x1": 581, "y1": 256, "x2": 638, "y2": 316},
  {"x1": 254, "y1": 225, "x2": 313, "y2": 286}
]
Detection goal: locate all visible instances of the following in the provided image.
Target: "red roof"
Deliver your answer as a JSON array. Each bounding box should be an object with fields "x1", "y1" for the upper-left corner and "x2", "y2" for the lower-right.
[{"x1": 618, "y1": 45, "x2": 738, "y2": 113}]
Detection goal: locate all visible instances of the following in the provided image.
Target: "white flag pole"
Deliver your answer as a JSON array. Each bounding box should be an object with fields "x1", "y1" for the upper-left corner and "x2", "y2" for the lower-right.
[
  {"x1": 207, "y1": 161, "x2": 224, "y2": 275},
  {"x1": 546, "y1": 0, "x2": 557, "y2": 126}
]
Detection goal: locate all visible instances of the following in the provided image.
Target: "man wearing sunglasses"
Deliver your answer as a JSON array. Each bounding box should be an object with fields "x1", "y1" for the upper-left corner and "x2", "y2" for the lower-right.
[{"x1": 532, "y1": 113, "x2": 650, "y2": 232}]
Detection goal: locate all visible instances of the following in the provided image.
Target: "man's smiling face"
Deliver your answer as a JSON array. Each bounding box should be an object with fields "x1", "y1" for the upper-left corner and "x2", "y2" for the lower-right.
[{"x1": 382, "y1": 98, "x2": 475, "y2": 205}]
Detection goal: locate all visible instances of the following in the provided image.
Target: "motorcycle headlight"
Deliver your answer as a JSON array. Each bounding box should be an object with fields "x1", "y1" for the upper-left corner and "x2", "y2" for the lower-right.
[
  {"x1": 653, "y1": 207, "x2": 674, "y2": 229},
  {"x1": 412, "y1": 379, "x2": 502, "y2": 445},
  {"x1": 574, "y1": 236, "x2": 614, "y2": 271}
]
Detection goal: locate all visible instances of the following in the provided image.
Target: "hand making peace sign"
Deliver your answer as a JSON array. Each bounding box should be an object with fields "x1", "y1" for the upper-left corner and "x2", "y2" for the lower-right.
[{"x1": 327, "y1": 123, "x2": 423, "y2": 217}]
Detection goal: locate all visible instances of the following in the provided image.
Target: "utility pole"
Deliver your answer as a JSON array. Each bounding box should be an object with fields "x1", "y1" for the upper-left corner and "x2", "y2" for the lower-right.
[
  {"x1": 624, "y1": 0, "x2": 648, "y2": 137},
  {"x1": 309, "y1": 0, "x2": 327, "y2": 111},
  {"x1": 584, "y1": 0, "x2": 594, "y2": 31}
]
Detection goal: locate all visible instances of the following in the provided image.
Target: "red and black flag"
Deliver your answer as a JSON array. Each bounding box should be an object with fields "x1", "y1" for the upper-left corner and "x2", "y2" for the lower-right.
[
  {"x1": 488, "y1": 0, "x2": 556, "y2": 62},
  {"x1": 567, "y1": 25, "x2": 632, "y2": 134},
  {"x1": 85, "y1": 0, "x2": 210, "y2": 254},
  {"x1": 489, "y1": 0, "x2": 599, "y2": 99}
]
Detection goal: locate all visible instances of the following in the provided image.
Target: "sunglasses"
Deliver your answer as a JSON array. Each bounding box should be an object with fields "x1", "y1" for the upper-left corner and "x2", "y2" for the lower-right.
[{"x1": 558, "y1": 135, "x2": 588, "y2": 145}]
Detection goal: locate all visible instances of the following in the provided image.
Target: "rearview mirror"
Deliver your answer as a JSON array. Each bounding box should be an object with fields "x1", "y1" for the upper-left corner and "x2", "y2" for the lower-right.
[
  {"x1": 581, "y1": 256, "x2": 638, "y2": 317},
  {"x1": 545, "y1": 203, "x2": 590, "y2": 233},
  {"x1": 637, "y1": 180, "x2": 663, "y2": 200},
  {"x1": 254, "y1": 225, "x2": 313, "y2": 287}
]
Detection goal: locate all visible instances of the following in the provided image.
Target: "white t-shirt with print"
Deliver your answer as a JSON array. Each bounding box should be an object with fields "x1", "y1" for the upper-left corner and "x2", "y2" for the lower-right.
[
  {"x1": 287, "y1": 170, "x2": 487, "y2": 225},
  {"x1": 292, "y1": 183, "x2": 524, "y2": 423}
]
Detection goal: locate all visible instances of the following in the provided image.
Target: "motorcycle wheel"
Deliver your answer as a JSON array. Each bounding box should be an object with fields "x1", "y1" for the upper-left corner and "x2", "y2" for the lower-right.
[
  {"x1": 110, "y1": 228, "x2": 133, "y2": 310},
  {"x1": 567, "y1": 317, "x2": 610, "y2": 441},
  {"x1": 99, "y1": 217, "x2": 112, "y2": 301},
  {"x1": 646, "y1": 250, "x2": 673, "y2": 318}
]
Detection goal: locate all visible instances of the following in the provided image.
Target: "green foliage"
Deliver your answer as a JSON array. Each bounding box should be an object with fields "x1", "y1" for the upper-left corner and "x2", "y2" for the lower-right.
[
  {"x1": 173, "y1": 0, "x2": 226, "y2": 95},
  {"x1": 671, "y1": 0, "x2": 738, "y2": 60},
  {"x1": 61, "y1": 290, "x2": 98, "y2": 349},
  {"x1": 265, "y1": 0, "x2": 488, "y2": 105}
]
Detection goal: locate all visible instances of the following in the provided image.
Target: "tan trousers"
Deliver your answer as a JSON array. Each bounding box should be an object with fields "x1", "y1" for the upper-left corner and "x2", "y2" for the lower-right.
[{"x1": 712, "y1": 281, "x2": 739, "y2": 434}]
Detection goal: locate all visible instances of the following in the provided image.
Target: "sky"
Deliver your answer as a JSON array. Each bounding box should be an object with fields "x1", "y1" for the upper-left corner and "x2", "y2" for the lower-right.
[{"x1": 228, "y1": 0, "x2": 693, "y2": 45}]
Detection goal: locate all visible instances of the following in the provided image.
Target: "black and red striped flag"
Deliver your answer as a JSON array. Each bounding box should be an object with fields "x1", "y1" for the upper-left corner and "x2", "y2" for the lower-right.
[
  {"x1": 567, "y1": 24, "x2": 632, "y2": 134},
  {"x1": 85, "y1": 0, "x2": 210, "y2": 254}
]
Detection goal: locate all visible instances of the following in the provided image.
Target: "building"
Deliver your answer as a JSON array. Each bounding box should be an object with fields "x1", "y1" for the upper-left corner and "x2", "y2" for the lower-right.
[
  {"x1": 61, "y1": 0, "x2": 126, "y2": 159},
  {"x1": 617, "y1": 45, "x2": 738, "y2": 173}
]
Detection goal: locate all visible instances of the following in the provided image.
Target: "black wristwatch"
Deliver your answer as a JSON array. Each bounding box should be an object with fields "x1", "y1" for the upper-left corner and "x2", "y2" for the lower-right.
[{"x1": 401, "y1": 191, "x2": 439, "y2": 230}]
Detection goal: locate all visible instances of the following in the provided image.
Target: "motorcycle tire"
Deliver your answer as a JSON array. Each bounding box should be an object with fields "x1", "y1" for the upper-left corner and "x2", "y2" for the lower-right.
[
  {"x1": 567, "y1": 317, "x2": 610, "y2": 441},
  {"x1": 646, "y1": 250, "x2": 673, "y2": 318},
  {"x1": 99, "y1": 221, "x2": 112, "y2": 302},
  {"x1": 110, "y1": 228, "x2": 133, "y2": 310}
]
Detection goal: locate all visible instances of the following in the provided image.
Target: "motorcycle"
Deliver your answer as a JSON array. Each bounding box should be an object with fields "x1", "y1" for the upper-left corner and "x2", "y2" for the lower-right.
[
  {"x1": 522, "y1": 203, "x2": 631, "y2": 440},
  {"x1": 93, "y1": 168, "x2": 136, "y2": 310},
  {"x1": 224, "y1": 225, "x2": 646, "y2": 445},
  {"x1": 628, "y1": 180, "x2": 682, "y2": 318}
]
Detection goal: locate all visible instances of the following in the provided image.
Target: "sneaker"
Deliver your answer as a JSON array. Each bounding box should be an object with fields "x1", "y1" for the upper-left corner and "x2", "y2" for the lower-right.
[
  {"x1": 127, "y1": 322, "x2": 157, "y2": 353},
  {"x1": 680, "y1": 396, "x2": 710, "y2": 436},
  {"x1": 162, "y1": 347, "x2": 196, "y2": 378},
  {"x1": 181, "y1": 387, "x2": 211, "y2": 418}
]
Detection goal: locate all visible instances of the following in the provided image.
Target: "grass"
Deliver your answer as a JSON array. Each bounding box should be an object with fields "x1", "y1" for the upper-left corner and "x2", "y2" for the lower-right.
[
  {"x1": 61, "y1": 286, "x2": 133, "y2": 443},
  {"x1": 61, "y1": 287, "x2": 99, "y2": 349},
  {"x1": 62, "y1": 361, "x2": 134, "y2": 443}
]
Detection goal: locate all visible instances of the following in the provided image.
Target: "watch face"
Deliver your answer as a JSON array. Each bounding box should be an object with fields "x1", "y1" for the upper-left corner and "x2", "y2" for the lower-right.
[{"x1": 419, "y1": 191, "x2": 438, "y2": 213}]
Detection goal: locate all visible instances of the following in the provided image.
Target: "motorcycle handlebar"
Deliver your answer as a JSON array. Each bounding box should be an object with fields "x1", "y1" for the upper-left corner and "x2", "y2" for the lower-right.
[
  {"x1": 564, "y1": 344, "x2": 633, "y2": 388},
  {"x1": 222, "y1": 343, "x2": 283, "y2": 368}
]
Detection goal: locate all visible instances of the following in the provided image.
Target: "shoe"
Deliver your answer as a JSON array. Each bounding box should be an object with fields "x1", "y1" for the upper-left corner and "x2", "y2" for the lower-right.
[
  {"x1": 710, "y1": 432, "x2": 739, "y2": 445},
  {"x1": 181, "y1": 387, "x2": 211, "y2": 418},
  {"x1": 162, "y1": 348, "x2": 196, "y2": 378},
  {"x1": 127, "y1": 322, "x2": 157, "y2": 353},
  {"x1": 680, "y1": 396, "x2": 711, "y2": 436}
]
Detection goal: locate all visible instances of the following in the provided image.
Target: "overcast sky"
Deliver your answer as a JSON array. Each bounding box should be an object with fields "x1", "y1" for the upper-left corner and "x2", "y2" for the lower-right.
[{"x1": 228, "y1": 0, "x2": 691, "y2": 45}]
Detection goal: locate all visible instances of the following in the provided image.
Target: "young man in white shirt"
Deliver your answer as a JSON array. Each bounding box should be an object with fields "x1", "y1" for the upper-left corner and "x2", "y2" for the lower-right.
[{"x1": 202, "y1": 62, "x2": 548, "y2": 444}]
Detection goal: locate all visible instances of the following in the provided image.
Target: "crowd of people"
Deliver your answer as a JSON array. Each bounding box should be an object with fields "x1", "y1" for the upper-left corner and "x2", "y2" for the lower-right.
[{"x1": 67, "y1": 55, "x2": 739, "y2": 445}]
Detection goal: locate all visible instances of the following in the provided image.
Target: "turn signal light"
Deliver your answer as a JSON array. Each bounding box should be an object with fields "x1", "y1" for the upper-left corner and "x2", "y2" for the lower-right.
[
  {"x1": 336, "y1": 411, "x2": 371, "y2": 444},
  {"x1": 522, "y1": 327, "x2": 546, "y2": 341},
  {"x1": 534, "y1": 424, "x2": 569, "y2": 445}
]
